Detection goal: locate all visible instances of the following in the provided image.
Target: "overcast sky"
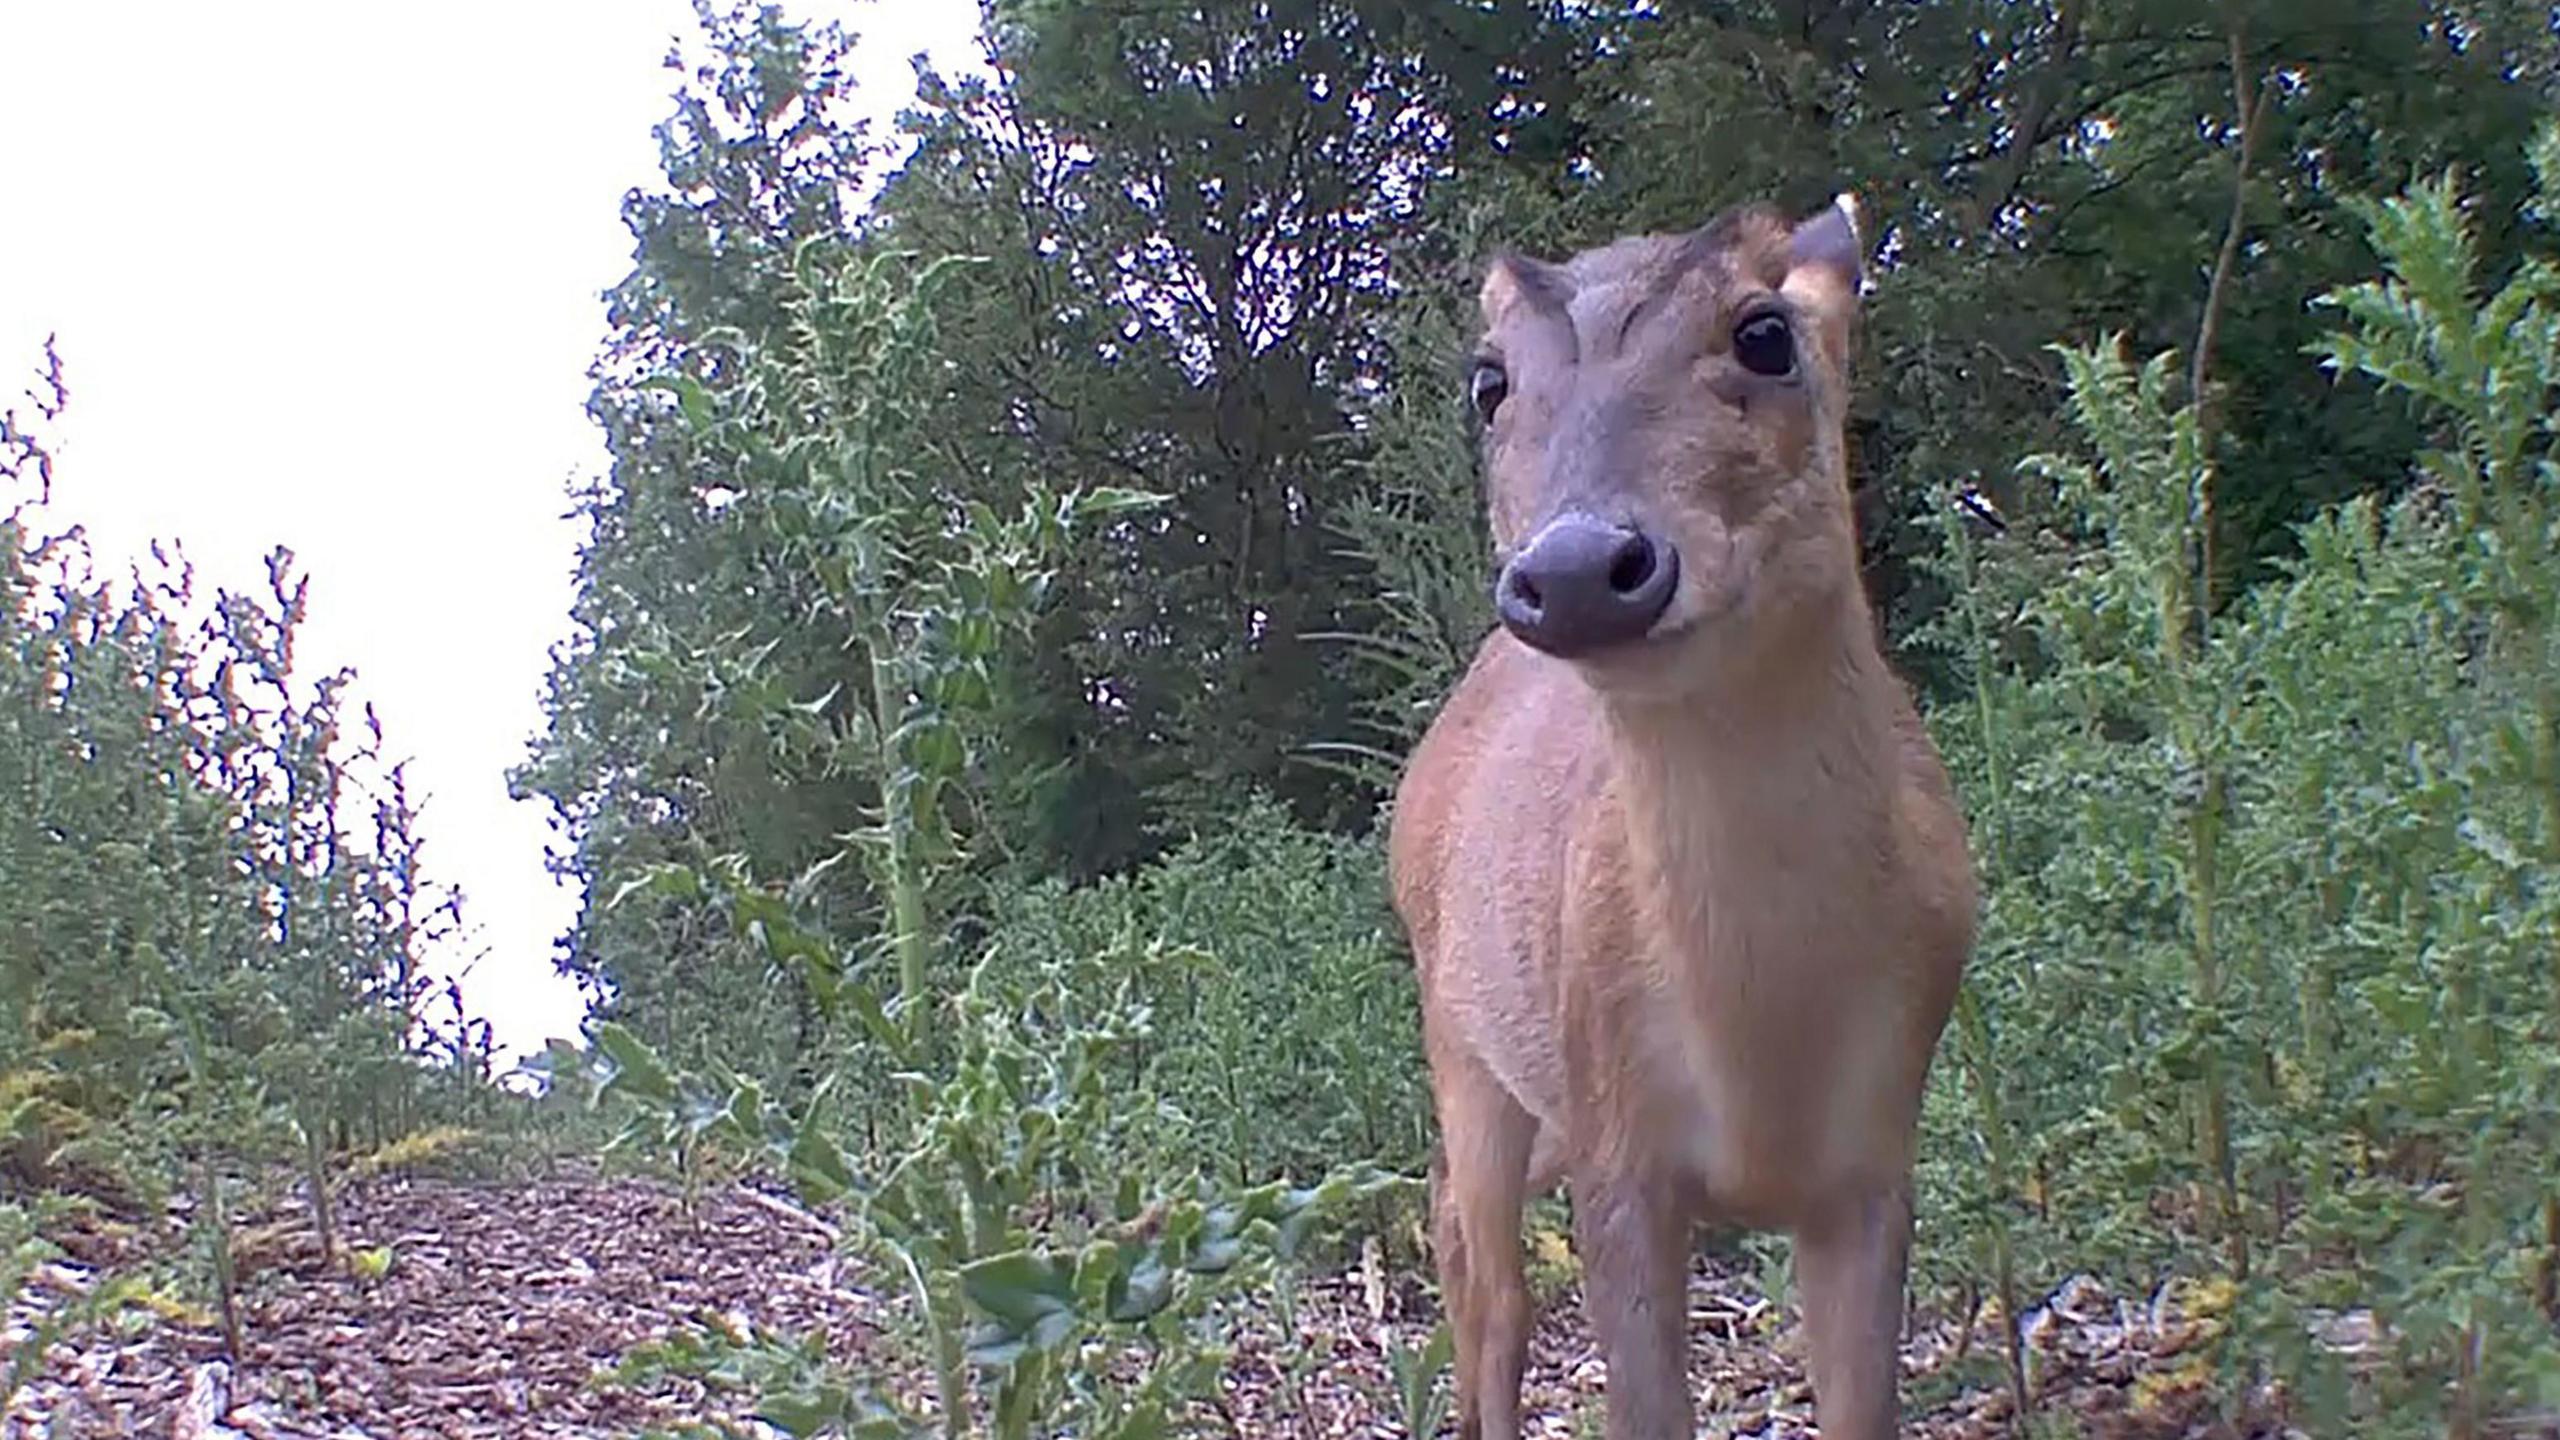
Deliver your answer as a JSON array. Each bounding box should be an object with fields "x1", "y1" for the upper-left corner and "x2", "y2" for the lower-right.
[{"x1": 0, "y1": 0, "x2": 986, "y2": 1059}]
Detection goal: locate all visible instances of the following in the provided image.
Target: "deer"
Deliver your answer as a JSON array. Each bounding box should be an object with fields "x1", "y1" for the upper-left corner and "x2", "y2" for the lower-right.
[{"x1": 1388, "y1": 193, "x2": 1978, "y2": 1440}]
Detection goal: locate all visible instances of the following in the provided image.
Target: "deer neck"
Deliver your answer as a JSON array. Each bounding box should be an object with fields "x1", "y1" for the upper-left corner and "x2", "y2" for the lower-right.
[{"x1": 1600, "y1": 583, "x2": 1902, "y2": 940}]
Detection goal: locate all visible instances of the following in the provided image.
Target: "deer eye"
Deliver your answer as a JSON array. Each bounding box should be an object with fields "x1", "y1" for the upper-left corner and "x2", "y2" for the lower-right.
[
  {"x1": 1467, "y1": 359, "x2": 1509, "y2": 425},
  {"x1": 1732, "y1": 311, "x2": 1795, "y2": 378}
]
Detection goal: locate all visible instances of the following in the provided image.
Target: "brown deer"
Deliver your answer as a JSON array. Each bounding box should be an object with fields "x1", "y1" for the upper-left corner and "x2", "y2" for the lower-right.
[{"x1": 1389, "y1": 195, "x2": 1977, "y2": 1440}]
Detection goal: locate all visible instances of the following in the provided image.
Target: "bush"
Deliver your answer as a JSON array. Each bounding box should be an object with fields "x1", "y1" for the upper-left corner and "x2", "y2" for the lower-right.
[
  {"x1": 985, "y1": 798, "x2": 1428, "y2": 1187},
  {"x1": 1, "y1": 346, "x2": 524, "y2": 1383},
  {"x1": 1916, "y1": 131, "x2": 2560, "y2": 1431}
]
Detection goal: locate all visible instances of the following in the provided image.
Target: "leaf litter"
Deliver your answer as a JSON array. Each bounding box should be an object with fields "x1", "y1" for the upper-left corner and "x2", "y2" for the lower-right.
[{"x1": 6, "y1": 1172, "x2": 2329, "y2": 1438}]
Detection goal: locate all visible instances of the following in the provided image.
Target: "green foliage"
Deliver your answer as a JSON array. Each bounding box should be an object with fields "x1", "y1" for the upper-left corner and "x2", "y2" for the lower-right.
[
  {"x1": 678, "y1": 236, "x2": 1159, "y2": 1024},
  {"x1": 1315, "y1": 267, "x2": 1504, "y2": 785},
  {"x1": 0, "y1": 346, "x2": 527, "y2": 1371},
  {"x1": 548, "y1": 118, "x2": 1424, "y2": 1433},
  {"x1": 0, "y1": 515, "x2": 453, "y2": 1186},
  {"x1": 1917, "y1": 137, "x2": 2560, "y2": 1430},
  {"x1": 0, "y1": 1193, "x2": 156, "y2": 1411},
  {"x1": 534, "y1": 0, "x2": 2560, "y2": 1063},
  {"x1": 510, "y1": 1, "x2": 889, "y2": 1080},
  {"x1": 616, "y1": 1315, "x2": 917, "y2": 1440},
  {"x1": 1388, "y1": 1321, "x2": 1456, "y2": 1440},
  {"x1": 985, "y1": 799, "x2": 1428, "y2": 1184},
  {"x1": 580, "y1": 952, "x2": 1415, "y2": 1438},
  {"x1": 509, "y1": 3, "x2": 2560, "y2": 1433}
]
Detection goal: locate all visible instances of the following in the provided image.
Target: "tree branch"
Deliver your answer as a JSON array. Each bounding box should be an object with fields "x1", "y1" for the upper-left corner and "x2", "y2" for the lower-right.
[
  {"x1": 2190, "y1": 21, "x2": 2272, "y2": 618},
  {"x1": 2190, "y1": 36, "x2": 2268, "y2": 434},
  {"x1": 1969, "y1": 0, "x2": 2085, "y2": 234}
]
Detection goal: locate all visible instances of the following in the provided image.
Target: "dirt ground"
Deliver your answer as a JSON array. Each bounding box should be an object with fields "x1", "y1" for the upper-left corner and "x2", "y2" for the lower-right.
[{"x1": 5, "y1": 1171, "x2": 2288, "y2": 1439}]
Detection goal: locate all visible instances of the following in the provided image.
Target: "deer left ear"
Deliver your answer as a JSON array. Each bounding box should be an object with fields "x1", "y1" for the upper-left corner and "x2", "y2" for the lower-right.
[{"x1": 1788, "y1": 191, "x2": 1864, "y2": 291}]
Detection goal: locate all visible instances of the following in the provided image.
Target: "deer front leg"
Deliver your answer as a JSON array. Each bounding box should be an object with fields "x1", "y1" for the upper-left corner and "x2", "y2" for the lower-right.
[
  {"x1": 1432, "y1": 1057, "x2": 1537, "y2": 1440},
  {"x1": 1792, "y1": 1180, "x2": 1914, "y2": 1440},
  {"x1": 1572, "y1": 1170, "x2": 1690, "y2": 1439},
  {"x1": 1427, "y1": 1150, "x2": 1480, "y2": 1433}
]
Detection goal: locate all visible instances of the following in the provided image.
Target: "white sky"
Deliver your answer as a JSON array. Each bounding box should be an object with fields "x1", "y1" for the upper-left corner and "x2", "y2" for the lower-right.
[{"x1": 0, "y1": 0, "x2": 987, "y2": 1060}]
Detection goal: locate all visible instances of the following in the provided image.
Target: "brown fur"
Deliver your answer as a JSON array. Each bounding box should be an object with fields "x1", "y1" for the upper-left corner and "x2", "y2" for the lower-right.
[{"x1": 1391, "y1": 199, "x2": 1977, "y2": 1439}]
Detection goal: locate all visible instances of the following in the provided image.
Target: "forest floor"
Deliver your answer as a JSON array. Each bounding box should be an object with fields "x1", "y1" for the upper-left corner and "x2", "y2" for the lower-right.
[{"x1": 5, "y1": 1170, "x2": 2280, "y2": 1439}]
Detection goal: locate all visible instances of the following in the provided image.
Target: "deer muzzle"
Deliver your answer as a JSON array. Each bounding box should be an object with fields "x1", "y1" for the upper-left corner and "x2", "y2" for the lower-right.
[{"x1": 1495, "y1": 511, "x2": 1681, "y2": 658}]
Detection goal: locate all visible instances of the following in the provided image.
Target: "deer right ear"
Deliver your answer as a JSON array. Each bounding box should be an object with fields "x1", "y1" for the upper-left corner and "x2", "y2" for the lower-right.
[
  {"x1": 1480, "y1": 252, "x2": 1566, "y2": 322},
  {"x1": 1788, "y1": 192, "x2": 1865, "y2": 291}
]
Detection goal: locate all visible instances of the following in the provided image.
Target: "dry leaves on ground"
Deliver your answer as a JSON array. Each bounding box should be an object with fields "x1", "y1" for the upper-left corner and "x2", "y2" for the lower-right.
[{"x1": 7, "y1": 1172, "x2": 2310, "y2": 1438}]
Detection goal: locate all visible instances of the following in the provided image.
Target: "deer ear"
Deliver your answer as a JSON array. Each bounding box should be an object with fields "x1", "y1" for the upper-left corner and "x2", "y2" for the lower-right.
[
  {"x1": 1479, "y1": 255, "x2": 1529, "y2": 320},
  {"x1": 1480, "y1": 252, "x2": 1568, "y2": 322},
  {"x1": 1788, "y1": 191, "x2": 1864, "y2": 291}
]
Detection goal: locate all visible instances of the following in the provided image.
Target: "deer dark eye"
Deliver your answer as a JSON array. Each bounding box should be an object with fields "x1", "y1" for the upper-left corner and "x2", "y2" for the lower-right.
[
  {"x1": 1732, "y1": 311, "x2": 1795, "y2": 378},
  {"x1": 1468, "y1": 359, "x2": 1509, "y2": 425}
]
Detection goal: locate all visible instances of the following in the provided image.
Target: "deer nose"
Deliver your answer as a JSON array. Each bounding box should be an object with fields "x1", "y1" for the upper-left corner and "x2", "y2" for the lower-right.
[{"x1": 1495, "y1": 513, "x2": 1680, "y2": 657}]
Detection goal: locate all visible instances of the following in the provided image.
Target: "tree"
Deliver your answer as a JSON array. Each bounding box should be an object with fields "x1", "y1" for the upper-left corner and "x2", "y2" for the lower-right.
[{"x1": 514, "y1": 1, "x2": 885, "y2": 1072}]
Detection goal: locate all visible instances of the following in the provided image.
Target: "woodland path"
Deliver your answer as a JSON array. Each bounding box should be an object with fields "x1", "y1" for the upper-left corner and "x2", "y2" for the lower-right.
[{"x1": 7, "y1": 1172, "x2": 2263, "y2": 1439}]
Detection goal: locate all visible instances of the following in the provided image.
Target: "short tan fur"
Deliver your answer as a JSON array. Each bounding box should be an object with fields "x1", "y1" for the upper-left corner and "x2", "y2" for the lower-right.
[{"x1": 1391, "y1": 195, "x2": 1977, "y2": 1439}]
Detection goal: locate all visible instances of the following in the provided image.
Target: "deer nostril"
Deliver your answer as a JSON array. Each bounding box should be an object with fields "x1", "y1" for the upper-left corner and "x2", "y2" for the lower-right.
[{"x1": 1606, "y1": 536, "x2": 1656, "y2": 595}]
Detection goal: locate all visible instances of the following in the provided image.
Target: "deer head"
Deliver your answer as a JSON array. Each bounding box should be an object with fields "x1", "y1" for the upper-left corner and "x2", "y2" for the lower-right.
[{"x1": 1468, "y1": 196, "x2": 1867, "y2": 700}]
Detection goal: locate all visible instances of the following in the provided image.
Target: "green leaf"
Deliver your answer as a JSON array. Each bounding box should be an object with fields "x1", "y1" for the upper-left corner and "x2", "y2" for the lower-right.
[
  {"x1": 785, "y1": 1115, "x2": 856, "y2": 1205},
  {"x1": 843, "y1": 983, "x2": 912, "y2": 1066},
  {"x1": 1108, "y1": 1252, "x2": 1174, "y2": 1323},
  {"x1": 605, "y1": 861, "x2": 707, "y2": 912},
  {"x1": 958, "y1": 1249, "x2": 1076, "y2": 1336},
  {"x1": 1068, "y1": 485, "x2": 1165, "y2": 520},
  {"x1": 591, "y1": 1023, "x2": 678, "y2": 1105},
  {"x1": 758, "y1": 1384, "x2": 853, "y2": 1438},
  {"x1": 676, "y1": 1075, "x2": 730, "y2": 1139},
  {"x1": 1106, "y1": 1406, "x2": 1171, "y2": 1440},
  {"x1": 641, "y1": 372, "x2": 716, "y2": 433}
]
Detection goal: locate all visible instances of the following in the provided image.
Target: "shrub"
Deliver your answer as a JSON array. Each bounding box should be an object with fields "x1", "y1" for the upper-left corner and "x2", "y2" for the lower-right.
[
  {"x1": 985, "y1": 798, "x2": 1428, "y2": 1186},
  {"x1": 1917, "y1": 130, "x2": 2560, "y2": 1431}
]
